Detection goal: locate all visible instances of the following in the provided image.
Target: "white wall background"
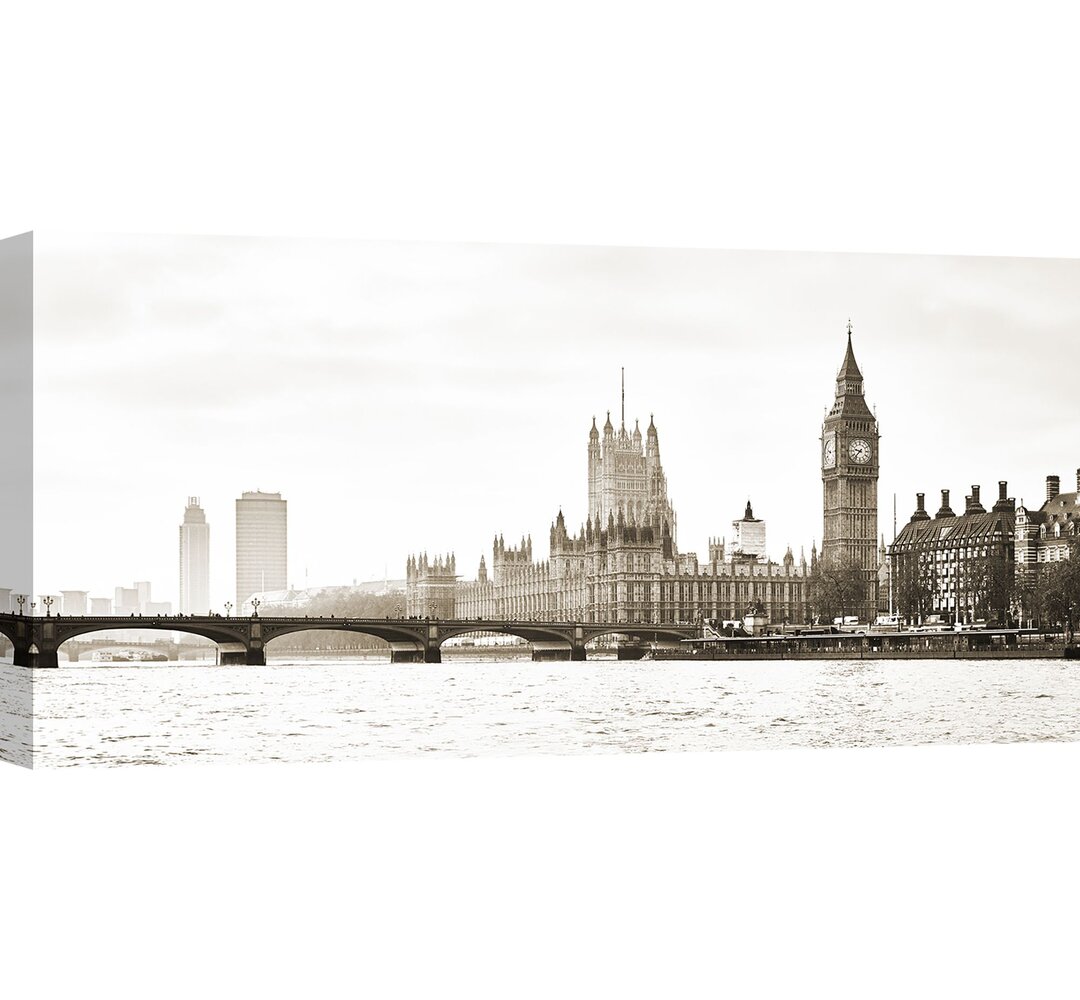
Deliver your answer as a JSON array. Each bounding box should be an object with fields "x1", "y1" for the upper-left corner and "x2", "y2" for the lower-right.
[{"x1": 4, "y1": 1, "x2": 1080, "y2": 997}]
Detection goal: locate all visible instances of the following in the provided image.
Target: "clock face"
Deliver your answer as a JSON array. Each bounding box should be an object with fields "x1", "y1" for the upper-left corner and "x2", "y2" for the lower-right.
[
  {"x1": 848, "y1": 438, "x2": 872, "y2": 464},
  {"x1": 823, "y1": 437, "x2": 836, "y2": 469}
]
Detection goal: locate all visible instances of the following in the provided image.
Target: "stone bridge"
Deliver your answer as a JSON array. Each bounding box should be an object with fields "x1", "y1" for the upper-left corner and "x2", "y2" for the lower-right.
[{"x1": 0, "y1": 613, "x2": 698, "y2": 667}]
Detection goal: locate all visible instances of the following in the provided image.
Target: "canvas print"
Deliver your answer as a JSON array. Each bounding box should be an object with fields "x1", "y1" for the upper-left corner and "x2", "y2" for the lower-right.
[{"x1": 2, "y1": 232, "x2": 1079, "y2": 768}]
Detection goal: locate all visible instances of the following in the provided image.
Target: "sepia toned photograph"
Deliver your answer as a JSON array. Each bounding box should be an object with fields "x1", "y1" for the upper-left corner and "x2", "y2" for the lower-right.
[{"x1": 3, "y1": 231, "x2": 1079, "y2": 767}]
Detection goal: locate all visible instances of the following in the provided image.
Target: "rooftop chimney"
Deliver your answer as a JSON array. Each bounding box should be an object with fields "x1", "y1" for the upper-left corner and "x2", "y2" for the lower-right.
[
  {"x1": 911, "y1": 492, "x2": 931, "y2": 522},
  {"x1": 935, "y1": 489, "x2": 955, "y2": 519},
  {"x1": 965, "y1": 485, "x2": 985, "y2": 515},
  {"x1": 992, "y1": 480, "x2": 1015, "y2": 513},
  {"x1": 1047, "y1": 475, "x2": 1061, "y2": 503}
]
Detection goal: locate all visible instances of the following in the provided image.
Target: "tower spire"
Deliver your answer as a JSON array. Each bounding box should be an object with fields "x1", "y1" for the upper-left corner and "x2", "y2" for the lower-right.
[
  {"x1": 621, "y1": 367, "x2": 625, "y2": 427},
  {"x1": 837, "y1": 321, "x2": 863, "y2": 384}
]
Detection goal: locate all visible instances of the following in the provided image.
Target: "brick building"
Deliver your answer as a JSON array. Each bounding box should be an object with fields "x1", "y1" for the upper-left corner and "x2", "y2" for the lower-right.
[{"x1": 1015, "y1": 472, "x2": 1080, "y2": 580}]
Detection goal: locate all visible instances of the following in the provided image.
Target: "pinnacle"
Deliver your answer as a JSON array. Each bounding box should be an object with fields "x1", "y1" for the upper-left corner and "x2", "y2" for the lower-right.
[{"x1": 837, "y1": 322, "x2": 863, "y2": 382}]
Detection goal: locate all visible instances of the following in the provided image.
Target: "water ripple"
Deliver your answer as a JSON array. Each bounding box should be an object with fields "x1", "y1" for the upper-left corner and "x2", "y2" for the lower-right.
[{"x1": 17, "y1": 657, "x2": 1080, "y2": 767}]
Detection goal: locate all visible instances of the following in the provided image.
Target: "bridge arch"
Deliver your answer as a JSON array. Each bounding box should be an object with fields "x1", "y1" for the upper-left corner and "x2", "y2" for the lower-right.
[
  {"x1": 263, "y1": 627, "x2": 395, "y2": 661},
  {"x1": 578, "y1": 625, "x2": 693, "y2": 646},
  {"x1": 54, "y1": 622, "x2": 250, "y2": 665},
  {"x1": 435, "y1": 623, "x2": 591, "y2": 661},
  {"x1": 436, "y1": 623, "x2": 585, "y2": 645},
  {"x1": 256, "y1": 621, "x2": 434, "y2": 663},
  {"x1": 0, "y1": 618, "x2": 19, "y2": 645}
]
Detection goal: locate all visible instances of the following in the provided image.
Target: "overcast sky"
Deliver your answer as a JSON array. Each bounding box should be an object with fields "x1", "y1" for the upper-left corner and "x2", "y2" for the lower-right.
[{"x1": 30, "y1": 232, "x2": 1080, "y2": 609}]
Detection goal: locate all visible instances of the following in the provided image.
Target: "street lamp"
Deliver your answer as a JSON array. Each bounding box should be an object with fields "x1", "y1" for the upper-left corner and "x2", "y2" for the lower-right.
[
  {"x1": 429, "y1": 600, "x2": 438, "y2": 620},
  {"x1": 224, "y1": 602, "x2": 233, "y2": 618},
  {"x1": 251, "y1": 597, "x2": 261, "y2": 618},
  {"x1": 15, "y1": 594, "x2": 26, "y2": 615},
  {"x1": 43, "y1": 596, "x2": 54, "y2": 617}
]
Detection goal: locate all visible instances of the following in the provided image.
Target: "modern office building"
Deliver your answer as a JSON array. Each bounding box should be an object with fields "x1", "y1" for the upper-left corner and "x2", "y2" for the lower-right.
[
  {"x1": 179, "y1": 497, "x2": 211, "y2": 614},
  {"x1": 889, "y1": 483, "x2": 1016, "y2": 624},
  {"x1": 236, "y1": 491, "x2": 288, "y2": 610}
]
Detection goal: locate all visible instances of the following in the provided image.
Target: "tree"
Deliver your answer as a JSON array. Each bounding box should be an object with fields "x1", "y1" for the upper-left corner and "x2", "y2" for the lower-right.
[
  {"x1": 1033, "y1": 543, "x2": 1080, "y2": 640},
  {"x1": 808, "y1": 558, "x2": 868, "y2": 623},
  {"x1": 262, "y1": 590, "x2": 406, "y2": 652},
  {"x1": 958, "y1": 550, "x2": 1014, "y2": 624},
  {"x1": 893, "y1": 549, "x2": 937, "y2": 623}
]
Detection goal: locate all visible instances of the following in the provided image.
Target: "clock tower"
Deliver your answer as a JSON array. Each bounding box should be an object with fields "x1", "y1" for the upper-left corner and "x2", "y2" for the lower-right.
[{"x1": 821, "y1": 321, "x2": 879, "y2": 619}]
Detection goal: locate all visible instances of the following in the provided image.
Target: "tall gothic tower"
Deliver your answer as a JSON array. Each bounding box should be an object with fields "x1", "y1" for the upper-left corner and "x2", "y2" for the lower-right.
[{"x1": 821, "y1": 322, "x2": 879, "y2": 618}]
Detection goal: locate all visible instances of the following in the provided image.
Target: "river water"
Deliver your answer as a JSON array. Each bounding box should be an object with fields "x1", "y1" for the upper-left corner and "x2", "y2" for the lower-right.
[{"x1": 4, "y1": 655, "x2": 1077, "y2": 768}]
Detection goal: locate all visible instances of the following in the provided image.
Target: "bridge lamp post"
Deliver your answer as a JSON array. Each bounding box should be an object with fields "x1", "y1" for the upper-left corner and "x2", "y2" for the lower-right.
[
  {"x1": 251, "y1": 597, "x2": 261, "y2": 618},
  {"x1": 429, "y1": 600, "x2": 437, "y2": 620},
  {"x1": 224, "y1": 602, "x2": 233, "y2": 618},
  {"x1": 15, "y1": 594, "x2": 26, "y2": 615},
  {"x1": 30, "y1": 602, "x2": 37, "y2": 616},
  {"x1": 43, "y1": 596, "x2": 54, "y2": 617}
]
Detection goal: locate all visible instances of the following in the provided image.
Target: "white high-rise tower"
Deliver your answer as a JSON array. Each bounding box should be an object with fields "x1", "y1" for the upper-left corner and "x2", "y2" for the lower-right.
[
  {"x1": 179, "y1": 497, "x2": 210, "y2": 614},
  {"x1": 235, "y1": 491, "x2": 287, "y2": 610}
]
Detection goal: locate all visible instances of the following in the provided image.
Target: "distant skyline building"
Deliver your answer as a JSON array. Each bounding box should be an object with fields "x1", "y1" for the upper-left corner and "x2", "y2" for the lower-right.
[
  {"x1": 179, "y1": 497, "x2": 210, "y2": 614},
  {"x1": 726, "y1": 501, "x2": 766, "y2": 562},
  {"x1": 236, "y1": 490, "x2": 288, "y2": 610},
  {"x1": 110, "y1": 581, "x2": 170, "y2": 616},
  {"x1": 114, "y1": 586, "x2": 140, "y2": 616},
  {"x1": 60, "y1": 590, "x2": 88, "y2": 616}
]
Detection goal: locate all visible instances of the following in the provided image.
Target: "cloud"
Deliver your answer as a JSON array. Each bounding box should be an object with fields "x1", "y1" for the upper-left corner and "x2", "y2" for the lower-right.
[{"x1": 30, "y1": 233, "x2": 1080, "y2": 606}]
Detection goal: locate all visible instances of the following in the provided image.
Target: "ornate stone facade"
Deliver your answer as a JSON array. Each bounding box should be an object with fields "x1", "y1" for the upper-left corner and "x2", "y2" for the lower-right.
[
  {"x1": 821, "y1": 323, "x2": 881, "y2": 620},
  {"x1": 405, "y1": 553, "x2": 458, "y2": 618},
  {"x1": 408, "y1": 406, "x2": 809, "y2": 625}
]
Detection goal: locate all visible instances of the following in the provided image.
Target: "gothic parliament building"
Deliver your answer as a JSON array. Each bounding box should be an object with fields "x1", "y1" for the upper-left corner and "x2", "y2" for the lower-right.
[{"x1": 406, "y1": 328, "x2": 882, "y2": 624}]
